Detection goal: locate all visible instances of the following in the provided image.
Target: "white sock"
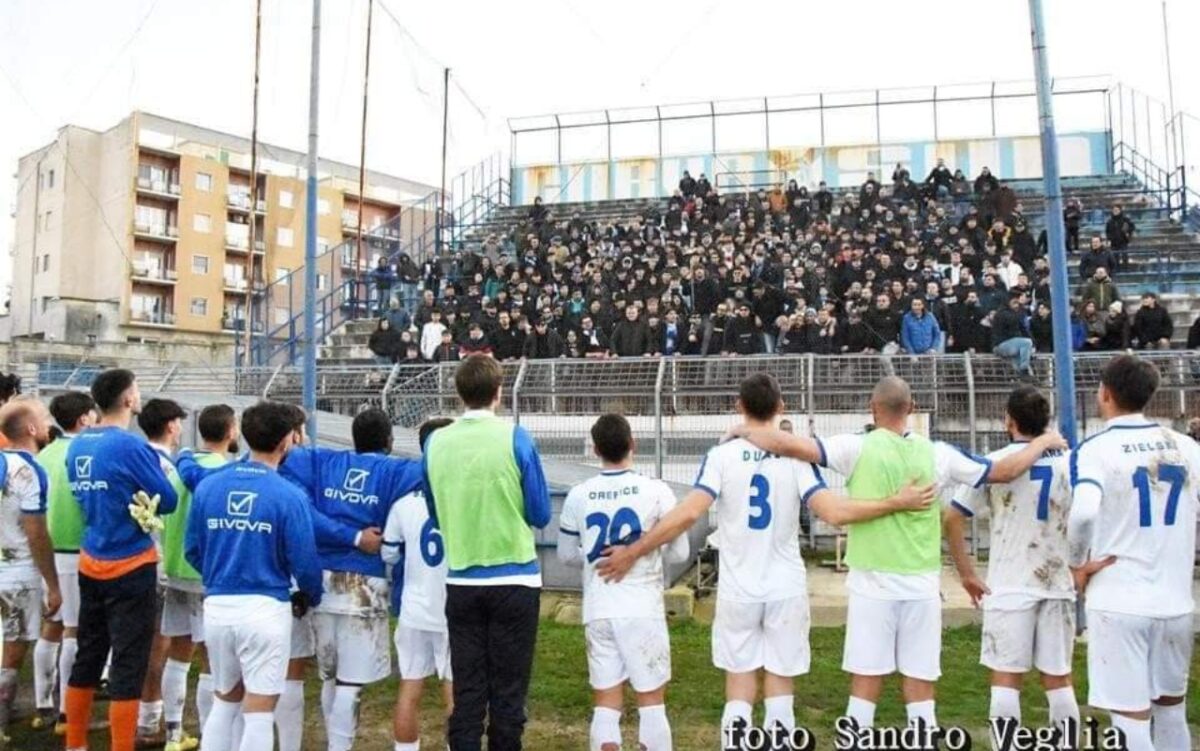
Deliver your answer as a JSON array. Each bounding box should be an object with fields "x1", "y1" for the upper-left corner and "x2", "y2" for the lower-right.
[
  {"x1": 275, "y1": 680, "x2": 305, "y2": 751},
  {"x1": 320, "y1": 678, "x2": 336, "y2": 721},
  {"x1": 327, "y1": 684, "x2": 362, "y2": 751},
  {"x1": 58, "y1": 637, "x2": 78, "y2": 714},
  {"x1": 33, "y1": 638, "x2": 59, "y2": 710},
  {"x1": 638, "y1": 704, "x2": 672, "y2": 751},
  {"x1": 1045, "y1": 686, "x2": 1078, "y2": 735},
  {"x1": 138, "y1": 699, "x2": 163, "y2": 732},
  {"x1": 239, "y1": 711, "x2": 274, "y2": 751},
  {"x1": 721, "y1": 700, "x2": 753, "y2": 733},
  {"x1": 989, "y1": 686, "x2": 1021, "y2": 722},
  {"x1": 230, "y1": 709, "x2": 245, "y2": 750},
  {"x1": 394, "y1": 742, "x2": 420, "y2": 751},
  {"x1": 161, "y1": 659, "x2": 189, "y2": 726},
  {"x1": 906, "y1": 699, "x2": 936, "y2": 729},
  {"x1": 763, "y1": 694, "x2": 794, "y2": 735},
  {"x1": 1110, "y1": 713, "x2": 1153, "y2": 751},
  {"x1": 1151, "y1": 702, "x2": 1190, "y2": 751},
  {"x1": 196, "y1": 673, "x2": 214, "y2": 729},
  {"x1": 589, "y1": 706, "x2": 621, "y2": 751},
  {"x1": 845, "y1": 696, "x2": 876, "y2": 729},
  {"x1": 202, "y1": 697, "x2": 239, "y2": 751}
]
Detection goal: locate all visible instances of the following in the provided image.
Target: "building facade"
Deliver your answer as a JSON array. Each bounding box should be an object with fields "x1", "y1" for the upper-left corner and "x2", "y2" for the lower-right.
[{"x1": 8, "y1": 111, "x2": 435, "y2": 361}]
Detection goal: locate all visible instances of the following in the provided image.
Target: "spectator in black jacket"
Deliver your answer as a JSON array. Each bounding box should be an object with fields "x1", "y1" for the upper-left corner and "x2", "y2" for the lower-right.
[
  {"x1": 814, "y1": 182, "x2": 834, "y2": 216},
  {"x1": 946, "y1": 291, "x2": 989, "y2": 353},
  {"x1": 695, "y1": 173, "x2": 712, "y2": 198},
  {"x1": 1063, "y1": 198, "x2": 1083, "y2": 251},
  {"x1": 974, "y1": 167, "x2": 1000, "y2": 197},
  {"x1": 925, "y1": 158, "x2": 953, "y2": 198},
  {"x1": 722, "y1": 303, "x2": 763, "y2": 356},
  {"x1": 432, "y1": 330, "x2": 460, "y2": 363},
  {"x1": 1105, "y1": 204, "x2": 1136, "y2": 270},
  {"x1": 863, "y1": 293, "x2": 901, "y2": 353},
  {"x1": 489, "y1": 311, "x2": 525, "y2": 361},
  {"x1": 706, "y1": 306, "x2": 730, "y2": 356},
  {"x1": 1132, "y1": 292, "x2": 1173, "y2": 349},
  {"x1": 523, "y1": 318, "x2": 565, "y2": 359},
  {"x1": 577, "y1": 316, "x2": 609, "y2": 357},
  {"x1": 1078, "y1": 236, "x2": 1117, "y2": 281},
  {"x1": 991, "y1": 293, "x2": 1034, "y2": 379},
  {"x1": 658, "y1": 309, "x2": 689, "y2": 356},
  {"x1": 1030, "y1": 301, "x2": 1054, "y2": 352},
  {"x1": 679, "y1": 171, "x2": 697, "y2": 198},
  {"x1": 840, "y1": 310, "x2": 872, "y2": 354},
  {"x1": 691, "y1": 267, "x2": 721, "y2": 316},
  {"x1": 609, "y1": 305, "x2": 653, "y2": 357}
]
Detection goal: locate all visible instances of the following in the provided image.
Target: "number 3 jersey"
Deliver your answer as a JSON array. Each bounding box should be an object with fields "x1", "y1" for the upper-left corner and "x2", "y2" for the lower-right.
[
  {"x1": 1071, "y1": 416, "x2": 1200, "y2": 618},
  {"x1": 694, "y1": 439, "x2": 825, "y2": 604},
  {"x1": 560, "y1": 469, "x2": 684, "y2": 623}
]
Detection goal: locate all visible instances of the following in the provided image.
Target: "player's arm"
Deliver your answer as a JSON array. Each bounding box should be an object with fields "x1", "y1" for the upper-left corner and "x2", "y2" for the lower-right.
[
  {"x1": 725, "y1": 425, "x2": 823, "y2": 463},
  {"x1": 514, "y1": 426, "x2": 552, "y2": 529},
  {"x1": 380, "y1": 498, "x2": 406, "y2": 568},
  {"x1": 18, "y1": 464, "x2": 60, "y2": 616},
  {"x1": 596, "y1": 488, "x2": 713, "y2": 582},
  {"x1": 985, "y1": 430, "x2": 1067, "y2": 484},
  {"x1": 943, "y1": 494, "x2": 989, "y2": 607},
  {"x1": 656, "y1": 485, "x2": 691, "y2": 565},
  {"x1": 806, "y1": 482, "x2": 935, "y2": 527},
  {"x1": 555, "y1": 491, "x2": 584, "y2": 567},
  {"x1": 1065, "y1": 446, "x2": 1114, "y2": 591},
  {"x1": 282, "y1": 492, "x2": 325, "y2": 607}
]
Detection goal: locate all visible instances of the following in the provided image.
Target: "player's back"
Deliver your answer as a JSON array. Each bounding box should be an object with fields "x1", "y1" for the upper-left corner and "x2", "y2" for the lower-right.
[
  {"x1": 0, "y1": 451, "x2": 45, "y2": 581},
  {"x1": 976, "y1": 444, "x2": 1073, "y2": 600},
  {"x1": 695, "y1": 439, "x2": 821, "y2": 602},
  {"x1": 1073, "y1": 421, "x2": 1200, "y2": 617},
  {"x1": 563, "y1": 469, "x2": 676, "y2": 623},
  {"x1": 385, "y1": 492, "x2": 448, "y2": 632}
]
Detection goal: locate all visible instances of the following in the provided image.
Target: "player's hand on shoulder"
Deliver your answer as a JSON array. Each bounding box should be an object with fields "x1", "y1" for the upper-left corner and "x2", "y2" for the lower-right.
[
  {"x1": 892, "y1": 481, "x2": 936, "y2": 511},
  {"x1": 721, "y1": 424, "x2": 748, "y2": 444},
  {"x1": 1034, "y1": 429, "x2": 1068, "y2": 453},
  {"x1": 357, "y1": 526, "x2": 383, "y2": 554}
]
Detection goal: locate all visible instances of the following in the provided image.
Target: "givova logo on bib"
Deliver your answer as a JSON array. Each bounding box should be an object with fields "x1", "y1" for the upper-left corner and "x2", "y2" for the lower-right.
[
  {"x1": 323, "y1": 468, "x2": 380, "y2": 505},
  {"x1": 71, "y1": 456, "x2": 109, "y2": 492},
  {"x1": 209, "y1": 491, "x2": 272, "y2": 533}
]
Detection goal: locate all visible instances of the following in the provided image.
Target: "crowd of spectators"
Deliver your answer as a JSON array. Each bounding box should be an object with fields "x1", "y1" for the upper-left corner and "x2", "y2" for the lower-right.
[{"x1": 366, "y1": 161, "x2": 1171, "y2": 377}]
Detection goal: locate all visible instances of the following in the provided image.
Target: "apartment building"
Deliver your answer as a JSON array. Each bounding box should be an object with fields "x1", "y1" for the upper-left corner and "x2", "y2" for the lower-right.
[{"x1": 8, "y1": 111, "x2": 436, "y2": 355}]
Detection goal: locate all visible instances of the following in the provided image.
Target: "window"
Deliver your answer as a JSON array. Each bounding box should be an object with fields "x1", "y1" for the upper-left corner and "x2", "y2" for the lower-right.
[
  {"x1": 41, "y1": 255, "x2": 49, "y2": 272},
  {"x1": 193, "y1": 213, "x2": 212, "y2": 233},
  {"x1": 192, "y1": 255, "x2": 210, "y2": 275},
  {"x1": 223, "y1": 262, "x2": 246, "y2": 283},
  {"x1": 317, "y1": 198, "x2": 330, "y2": 216},
  {"x1": 279, "y1": 190, "x2": 294, "y2": 209},
  {"x1": 195, "y1": 172, "x2": 213, "y2": 192},
  {"x1": 42, "y1": 211, "x2": 51, "y2": 231},
  {"x1": 317, "y1": 273, "x2": 328, "y2": 291},
  {"x1": 277, "y1": 227, "x2": 294, "y2": 247},
  {"x1": 47, "y1": 169, "x2": 55, "y2": 189},
  {"x1": 136, "y1": 204, "x2": 167, "y2": 232},
  {"x1": 190, "y1": 298, "x2": 208, "y2": 317},
  {"x1": 317, "y1": 236, "x2": 329, "y2": 254},
  {"x1": 41, "y1": 297, "x2": 49, "y2": 313},
  {"x1": 275, "y1": 267, "x2": 290, "y2": 282}
]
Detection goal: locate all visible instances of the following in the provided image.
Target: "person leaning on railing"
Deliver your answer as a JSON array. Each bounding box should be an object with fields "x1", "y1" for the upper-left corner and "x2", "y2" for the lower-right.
[{"x1": 990, "y1": 292, "x2": 1035, "y2": 380}]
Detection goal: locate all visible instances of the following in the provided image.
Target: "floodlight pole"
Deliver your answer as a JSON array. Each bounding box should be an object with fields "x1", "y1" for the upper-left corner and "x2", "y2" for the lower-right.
[
  {"x1": 1027, "y1": 0, "x2": 1077, "y2": 444},
  {"x1": 303, "y1": 0, "x2": 321, "y2": 442}
]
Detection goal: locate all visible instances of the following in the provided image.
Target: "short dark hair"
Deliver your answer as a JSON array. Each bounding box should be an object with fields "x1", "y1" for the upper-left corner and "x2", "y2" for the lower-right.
[
  {"x1": 197, "y1": 404, "x2": 236, "y2": 443},
  {"x1": 0, "y1": 373, "x2": 22, "y2": 403},
  {"x1": 352, "y1": 408, "x2": 393, "y2": 454},
  {"x1": 1101, "y1": 354, "x2": 1160, "y2": 412},
  {"x1": 738, "y1": 373, "x2": 782, "y2": 421},
  {"x1": 240, "y1": 401, "x2": 299, "y2": 453},
  {"x1": 49, "y1": 392, "x2": 96, "y2": 432},
  {"x1": 591, "y1": 413, "x2": 633, "y2": 464},
  {"x1": 455, "y1": 355, "x2": 503, "y2": 409},
  {"x1": 91, "y1": 369, "x2": 136, "y2": 413},
  {"x1": 418, "y1": 417, "x2": 453, "y2": 450},
  {"x1": 137, "y1": 398, "x2": 187, "y2": 441},
  {"x1": 1006, "y1": 385, "x2": 1050, "y2": 437}
]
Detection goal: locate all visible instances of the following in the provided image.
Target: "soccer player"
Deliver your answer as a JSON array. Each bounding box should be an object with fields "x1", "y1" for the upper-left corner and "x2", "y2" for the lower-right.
[
  {"x1": 0, "y1": 398, "x2": 60, "y2": 739},
  {"x1": 135, "y1": 398, "x2": 189, "y2": 749},
  {"x1": 598, "y1": 374, "x2": 937, "y2": 742},
  {"x1": 30, "y1": 391, "x2": 96, "y2": 735},
  {"x1": 184, "y1": 401, "x2": 323, "y2": 751},
  {"x1": 278, "y1": 406, "x2": 423, "y2": 751},
  {"x1": 716, "y1": 376, "x2": 1064, "y2": 732},
  {"x1": 943, "y1": 386, "x2": 1080, "y2": 738},
  {"x1": 382, "y1": 417, "x2": 454, "y2": 751},
  {"x1": 1068, "y1": 355, "x2": 1200, "y2": 751},
  {"x1": 65, "y1": 369, "x2": 180, "y2": 751},
  {"x1": 158, "y1": 403, "x2": 238, "y2": 751},
  {"x1": 557, "y1": 413, "x2": 689, "y2": 751}
]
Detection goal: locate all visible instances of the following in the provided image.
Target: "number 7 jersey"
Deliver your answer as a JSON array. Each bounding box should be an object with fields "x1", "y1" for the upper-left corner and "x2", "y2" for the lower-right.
[
  {"x1": 694, "y1": 438, "x2": 826, "y2": 603},
  {"x1": 1071, "y1": 418, "x2": 1200, "y2": 618}
]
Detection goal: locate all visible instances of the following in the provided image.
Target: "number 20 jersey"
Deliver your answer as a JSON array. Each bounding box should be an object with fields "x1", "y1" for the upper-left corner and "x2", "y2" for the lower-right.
[
  {"x1": 560, "y1": 470, "x2": 679, "y2": 623},
  {"x1": 694, "y1": 439, "x2": 826, "y2": 603},
  {"x1": 1071, "y1": 419, "x2": 1200, "y2": 618}
]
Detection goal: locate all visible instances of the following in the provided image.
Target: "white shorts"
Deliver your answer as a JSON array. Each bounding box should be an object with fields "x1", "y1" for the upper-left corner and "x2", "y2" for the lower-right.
[
  {"x1": 49, "y1": 557, "x2": 80, "y2": 629},
  {"x1": 160, "y1": 588, "x2": 205, "y2": 642},
  {"x1": 713, "y1": 595, "x2": 810, "y2": 677},
  {"x1": 289, "y1": 613, "x2": 315, "y2": 660},
  {"x1": 312, "y1": 611, "x2": 392, "y2": 684},
  {"x1": 981, "y1": 599, "x2": 1075, "y2": 675},
  {"x1": 206, "y1": 600, "x2": 292, "y2": 696},
  {"x1": 0, "y1": 584, "x2": 42, "y2": 642},
  {"x1": 843, "y1": 594, "x2": 941, "y2": 681},
  {"x1": 1086, "y1": 609, "x2": 1193, "y2": 712},
  {"x1": 585, "y1": 617, "x2": 671, "y2": 692},
  {"x1": 394, "y1": 624, "x2": 452, "y2": 682}
]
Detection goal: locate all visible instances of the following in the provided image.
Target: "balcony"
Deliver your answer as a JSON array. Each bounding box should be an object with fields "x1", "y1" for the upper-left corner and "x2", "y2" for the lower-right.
[
  {"x1": 227, "y1": 192, "x2": 266, "y2": 215},
  {"x1": 135, "y1": 177, "x2": 181, "y2": 201},
  {"x1": 129, "y1": 310, "x2": 176, "y2": 327},
  {"x1": 341, "y1": 210, "x2": 359, "y2": 231},
  {"x1": 130, "y1": 264, "x2": 178, "y2": 285},
  {"x1": 221, "y1": 317, "x2": 265, "y2": 333},
  {"x1": 133, "y1": 222, "x2": 178, "y2": 243},
  {"x1": 223, "y1": 277, "x2": 267, "y2": 295}
]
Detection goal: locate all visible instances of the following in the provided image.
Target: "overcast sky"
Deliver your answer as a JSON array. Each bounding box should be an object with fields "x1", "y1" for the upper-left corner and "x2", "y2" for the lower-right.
[{"x1": 2, "y1": 0, "x2": 1196, "y2": 292}]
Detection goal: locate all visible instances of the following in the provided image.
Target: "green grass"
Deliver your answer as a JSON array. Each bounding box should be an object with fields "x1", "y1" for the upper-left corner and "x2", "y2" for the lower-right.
[{"x1": 11, "y1": 621, "x2": 1200, "y2": 749}]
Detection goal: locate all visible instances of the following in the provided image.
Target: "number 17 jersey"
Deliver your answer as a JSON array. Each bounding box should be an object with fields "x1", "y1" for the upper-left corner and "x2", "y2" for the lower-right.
[{"x1": 694, "y1": 439, "x2": 826, "y2": 603}]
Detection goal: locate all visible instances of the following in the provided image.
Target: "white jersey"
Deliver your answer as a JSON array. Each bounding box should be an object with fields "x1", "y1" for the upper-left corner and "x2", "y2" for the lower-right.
[
  {"x1": 952, "y1": 443, "x2": 1073, "y2": 607},
  {"x1": 382, "y1": 492, "x2": 448, "y2": 632},
  {"x1": 818, "y1": 432, "x2": 992, "y2": 600},
  {"x1": 560, "y1": 469, "x2": 683, "y2": 623},
  {"x1": 1071, "y1": 415, "x2": 1200, "y2": 618},
  {"x1": 694, "y1": 439, "x2": 823, "y2": 603},
  {"x1": 0, "y1": 451, "x2": 48, "y2": 588}
]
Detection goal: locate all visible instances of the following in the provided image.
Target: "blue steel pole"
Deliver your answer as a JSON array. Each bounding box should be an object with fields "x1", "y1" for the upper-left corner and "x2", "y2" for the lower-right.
[
  {"x1": 1028, "y1": 0, "x2": 1077, "y2": 444},
  {"x1": 303, "y1": 0, "x2": 321, "y2": 442}
]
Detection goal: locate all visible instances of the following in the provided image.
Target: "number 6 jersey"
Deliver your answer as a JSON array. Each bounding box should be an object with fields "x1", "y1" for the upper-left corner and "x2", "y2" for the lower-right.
[
  {"x1": 694, "y1": 438, "x2": 826, "y2": 603},
  {"x1": 560, "y1": 469, "x2": 686, "y2": 623},
  {"x1": 1070, "y1": 416, "x2": 1200, "y2": 618},
  {"x1": 382, "y1": 491, "x2": 449, "y2": 633}
]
